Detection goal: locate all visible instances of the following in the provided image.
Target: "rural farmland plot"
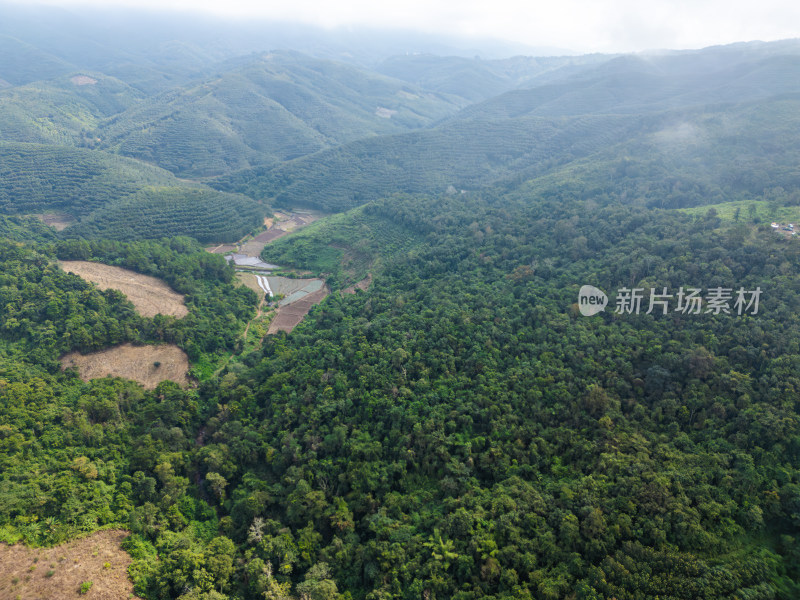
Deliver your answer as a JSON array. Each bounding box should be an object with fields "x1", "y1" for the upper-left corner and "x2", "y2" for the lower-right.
[
  {"x1": 268, "y1": 286, "x2": 329, "y2": 334},
  {"x1": 267, "y1": 275, "x2": 323, "y2": 299}
]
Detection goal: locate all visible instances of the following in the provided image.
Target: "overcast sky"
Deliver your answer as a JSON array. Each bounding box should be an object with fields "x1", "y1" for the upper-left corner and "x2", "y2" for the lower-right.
[{"x1": 10, "y1": 0, "x2": 800, "y2": 53}]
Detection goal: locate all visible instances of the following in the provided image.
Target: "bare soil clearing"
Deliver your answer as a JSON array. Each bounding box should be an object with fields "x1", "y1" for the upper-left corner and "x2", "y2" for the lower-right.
[
  {"x1": 252, "y1": 229, "x2": 287, "y2": 244},
  {"x1": 61, "y1": 343, "x2": 190, "y2": 389},
  {"x1": 342, "y1": 274, "x2": 373, "y2": 295},
  {"x1": 206, "y1": 244, "x2": 237, "y2": 254},
  {"x1": 0, "y1": 529, "x2": 141, "y2": 600},
  {"x1": 59, "y1": 261, "x2": 188, "y2": 318},
  {"x1": 70, "y1": 75, "x2": 98, "y2": 86},
  {"x1": 34, "y1": 212, "x2": 75, "y2": 231}
]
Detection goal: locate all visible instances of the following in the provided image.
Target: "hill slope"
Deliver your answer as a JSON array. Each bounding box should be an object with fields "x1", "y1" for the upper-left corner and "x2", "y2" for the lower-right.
[
  {"x1": 98, "y1": 51, "x2": 464, "y2": 177},
  {"x1": 0, "y1": 73, "x2": 142, "y2": 146},
  {"x1": 0, "y1": 142, "x2": 263, "y2": 242}
]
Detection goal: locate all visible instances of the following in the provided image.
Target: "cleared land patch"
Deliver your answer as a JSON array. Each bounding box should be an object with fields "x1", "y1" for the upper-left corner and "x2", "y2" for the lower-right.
[
  {"x1": 70, "y1": 75, "x2": 98, "y2": 86},
  {"x1": 0, "y1": 529, "x2": 141, "y2": 600},
  {"x1": 35, "y1": 212, "x2": 75, "y2": 231},
  {"x1": 59, "y1": 261, "x2": 188, "y2": 318},
  {"x1": 206, "y1": 244, "x2": 237, "y2": 254},
  {"x1": 237, "y1": 272, "x2": 266, "y2": 296},
  {"x1": 61, "y1": 343, "x2": 190, "y2": 389},
  {"x1": 342, "y1": 274, "x2": 373, "y2": 295}
]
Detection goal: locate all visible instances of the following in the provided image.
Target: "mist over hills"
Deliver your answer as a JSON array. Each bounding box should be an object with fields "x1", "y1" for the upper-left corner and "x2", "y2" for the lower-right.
[
  {"x1": 0, "y1": 2, "x2": 556, "y2": 79},
  {"x1": 212, "y1": 40, "x2": 800, "y2": 213}
]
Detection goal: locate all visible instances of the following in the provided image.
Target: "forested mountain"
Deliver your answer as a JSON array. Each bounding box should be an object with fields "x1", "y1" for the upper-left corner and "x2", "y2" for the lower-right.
[
  {"x1": 214, "y1": 92, "x2": 800, "y2": 213},
  {"x1": 96, "y1": 52, "x2": 464, "y2": 177},
  {"x1": 0, "y1": 34, "x2": 75, "y2": 86},
  {"x1": 375, "y1": 54, "x2": 614, "y2": 103},
  {"x1": 2, "y1": 7, "x2": 800, "y2": 599},
  {"x1": 3, "y1": 193, "x2": 800, "y2": 600},
  {"x1": 452, "y1": 44, "x2": 800, "y2": 120},
  {"x1": 214, "y1": 112, "x2": 647, "y2": 210},
  {"x1": 0, "y1": 75, "x2": 142, "y2": 146},
  {"x1": 214, "y1": 40, "x2": 800, "y2": 211}
]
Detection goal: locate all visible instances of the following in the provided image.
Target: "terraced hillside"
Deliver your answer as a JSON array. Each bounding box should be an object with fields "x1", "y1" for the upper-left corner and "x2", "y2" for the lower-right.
[{"x1": 0, "y1": 142, "x2": 264, "y2": 242}]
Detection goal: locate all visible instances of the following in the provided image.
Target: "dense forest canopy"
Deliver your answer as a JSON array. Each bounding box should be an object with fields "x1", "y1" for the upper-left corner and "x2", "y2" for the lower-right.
[{"x1": 1, "y1": 11, "x2": 800, "y2": 600}]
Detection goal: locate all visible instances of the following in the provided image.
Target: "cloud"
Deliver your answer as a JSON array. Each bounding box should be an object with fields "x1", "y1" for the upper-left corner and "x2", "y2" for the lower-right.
[{"x1": 7, "y1": 0, "x2": 800, "y2": 52}]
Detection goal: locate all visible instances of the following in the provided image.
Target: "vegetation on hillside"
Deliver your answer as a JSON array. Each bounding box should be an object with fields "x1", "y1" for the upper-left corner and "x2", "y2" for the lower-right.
[
  {"x1": 0, "y1": 142, "x2": 264, "y2": 243},
  {"x1": 3, "y1": 193, "x2": 800, "y2": 599},
  {"x1": 261, "y1": 199, "x2": 426, "y2": 288}
]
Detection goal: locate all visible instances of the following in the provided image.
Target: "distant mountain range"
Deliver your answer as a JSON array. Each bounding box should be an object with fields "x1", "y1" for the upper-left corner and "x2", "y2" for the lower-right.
[{"x1": 1, "y1": 2, "x2": 799, "y2": 241}]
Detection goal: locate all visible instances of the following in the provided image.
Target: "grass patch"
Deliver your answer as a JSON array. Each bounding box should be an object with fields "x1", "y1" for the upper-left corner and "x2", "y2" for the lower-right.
[{"x1": 679, "y1": 199, "x2": 800, "y2": 225}]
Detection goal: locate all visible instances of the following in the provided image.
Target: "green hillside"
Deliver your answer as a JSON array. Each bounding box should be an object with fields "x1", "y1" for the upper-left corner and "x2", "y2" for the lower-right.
[
  {"x1": 3, "y1": 24, "x2": 800, "y2": 600},
  {"x1": 0, "y1": 34, "x2": 74, "y2": 85},
  {"x1": 216, "y1": 92, "x2": 800, "y2": 214},
  {"x1": 66, "y1": 186, "x2": 265, "y2": 243},
  {"x1": 0, "y1": 74, "x2": 142, "y2": 146},
  {"x1": 0, "y1": 142, "x2": 179, "y2": 216},
  {"x1": 214, "y1": 112, "x2": 646, "y2": 211},
  {"x1": 98, "y1": 51, "x2": 464, "y2": 177},
  {"x1": 452, "y1": 46, "x2": 800, "y2": 120},
  {"x1": 0, "y1": 142, "x2": 264, "y2": 242},
  {"x1": 261, "y1": 199, "x2": 426, "y2": 287},
  {"x1": 499, "y1": 96, "x2": 800, "y2": 210},
  {"x1": 376, "y1": 53, "x2": 615, "y2": 102}
]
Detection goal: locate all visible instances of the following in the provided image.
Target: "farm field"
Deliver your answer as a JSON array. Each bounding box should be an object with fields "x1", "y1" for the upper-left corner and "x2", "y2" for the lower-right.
[
  {"x1": 267, "y1": 275, "x2": 323, "y2": 301},
  {"x1": 221, "y1": 210, "x2": 324, "y2": 263},
  {"x1": 236, "y1": 272, "x2": 328, "y2": 334},
  {"x1": 61, "y1": 343, "x2": 191, "y2": 389},
  {"x1": 0, "y1": 529, "x2": 141, "y2": 600},
  {"x1": 59, "y1": 261, "x2": 188, "y2": 318},
  {"x1": 268, "y1": 286, "x2": 329, "y2": 334}
]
